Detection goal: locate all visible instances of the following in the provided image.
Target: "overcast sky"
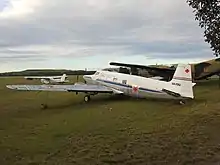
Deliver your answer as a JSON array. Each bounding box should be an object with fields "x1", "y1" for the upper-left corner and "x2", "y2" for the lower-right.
[{"x1": 0, "y1": 0, "x2": 216, "y2": 72}]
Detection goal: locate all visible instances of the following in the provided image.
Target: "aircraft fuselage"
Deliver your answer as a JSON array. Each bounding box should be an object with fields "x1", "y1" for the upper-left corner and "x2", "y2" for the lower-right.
[{"x1": 83, "y1": 70, "x2": 190, "y2": 100}]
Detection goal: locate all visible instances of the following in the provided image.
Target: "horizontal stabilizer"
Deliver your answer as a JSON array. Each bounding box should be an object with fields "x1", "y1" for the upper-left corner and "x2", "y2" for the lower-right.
[{"x1": 162, "y1": 88, "x2": 181, "y2": 97}]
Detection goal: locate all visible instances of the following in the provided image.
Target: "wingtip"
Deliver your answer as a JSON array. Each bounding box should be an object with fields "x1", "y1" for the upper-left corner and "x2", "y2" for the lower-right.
[
  {"x1": 6, "y1": 85, "x2": 13, "y2": 89},
  {"x1": 6, "y1": 85, "x2": 18, "y2": 90}
]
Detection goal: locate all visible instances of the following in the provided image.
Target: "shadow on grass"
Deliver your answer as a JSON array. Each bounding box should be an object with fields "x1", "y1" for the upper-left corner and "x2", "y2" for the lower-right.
[
  {"x1": 45, "y1": 94, "x2": 186, "y2": 110},
  {"x1": 44, "y1": 95, "x2": 131, "y2": 110}
]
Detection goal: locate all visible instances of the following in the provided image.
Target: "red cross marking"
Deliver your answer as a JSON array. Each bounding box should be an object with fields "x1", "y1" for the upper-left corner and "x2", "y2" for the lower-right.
[
  {"x1": 132, "y1": 86, "x2": 138, "y2": 92},
  {"x1": 185, "y1": 69, "x2": 189, "y2": 73}
]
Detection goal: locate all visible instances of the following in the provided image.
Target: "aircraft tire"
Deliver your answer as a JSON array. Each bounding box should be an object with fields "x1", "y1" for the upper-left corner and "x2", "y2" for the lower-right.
[
  {"x1": 41, "y1": 104, "x2": 48, "y2": 109},
  {"x1": 179, "y1": 100, "x2": 185, "y2": 105},
  {"x1": 84, "y1": 95, "x2": 91, "y2": 102}
]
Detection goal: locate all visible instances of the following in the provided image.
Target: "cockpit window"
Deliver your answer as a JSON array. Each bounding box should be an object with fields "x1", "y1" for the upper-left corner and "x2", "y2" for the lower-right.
[{"x1": 95, "y1": 72, "x2": 100, "y2": 75}]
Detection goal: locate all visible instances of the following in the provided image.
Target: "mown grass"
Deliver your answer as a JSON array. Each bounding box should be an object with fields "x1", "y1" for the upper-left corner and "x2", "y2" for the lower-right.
[{"x1": 0, "y1": 76, "x2": 220, "y2": 165}]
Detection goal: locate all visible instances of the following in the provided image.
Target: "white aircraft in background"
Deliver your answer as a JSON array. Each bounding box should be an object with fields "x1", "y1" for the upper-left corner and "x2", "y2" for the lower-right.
[
  {"x1": 24, "y1": 74, "x2": 69, "y2": 84},
  {"x1": 6, "y1": 64, "x2": 196, "y2": 107}
]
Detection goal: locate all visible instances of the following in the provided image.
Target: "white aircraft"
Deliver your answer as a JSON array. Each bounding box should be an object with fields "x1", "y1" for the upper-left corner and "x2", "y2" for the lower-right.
[
  {"x1": 24, "y1": 74, "x2": 69, "y2": 84},
  {"x1": 6, "y1": 64, "x2": 195, "y2": 106}
]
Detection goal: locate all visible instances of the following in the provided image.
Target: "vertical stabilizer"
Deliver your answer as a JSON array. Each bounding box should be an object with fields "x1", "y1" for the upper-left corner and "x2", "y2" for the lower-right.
[
  {"x1": 61, "y1": 74, "x2": 67, "y2": 82},
  {"x1": 167, "y1": 64, "x2": 195, "y2": 99}
]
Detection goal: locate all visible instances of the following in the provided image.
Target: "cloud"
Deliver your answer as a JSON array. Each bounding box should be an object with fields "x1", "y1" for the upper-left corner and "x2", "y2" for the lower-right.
[
  {"x1": 0, "y1": 0, "x2": 215, "y2": 71},
  {"x1": 0, "y1": 0, "x2": 42, "y2": 18}
]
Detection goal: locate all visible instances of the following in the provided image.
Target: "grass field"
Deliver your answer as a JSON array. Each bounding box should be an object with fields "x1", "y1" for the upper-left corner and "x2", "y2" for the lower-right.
[{"x1": 0, "y1": 76, "x2": 220, "y2": 165}]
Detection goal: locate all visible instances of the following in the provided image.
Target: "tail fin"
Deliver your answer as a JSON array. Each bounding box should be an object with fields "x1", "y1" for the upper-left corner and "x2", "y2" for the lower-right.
[
  {"x1": 166, "y1": 64, "x2": 195, "y2": 99},
  {"x1": 61, "y1": 74, "x2": 67, "y2": 82}
]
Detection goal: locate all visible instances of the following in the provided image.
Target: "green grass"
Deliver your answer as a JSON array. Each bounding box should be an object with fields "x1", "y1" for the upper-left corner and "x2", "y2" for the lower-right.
[{"x1": 0, "y1": 76, "x2": 220, "y2": 165}]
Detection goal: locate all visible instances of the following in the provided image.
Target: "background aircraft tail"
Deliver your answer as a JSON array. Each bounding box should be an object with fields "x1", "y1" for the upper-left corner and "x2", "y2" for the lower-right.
[
  {"x1": 165, "y1": 64, "x2": 195, "y2": 99},
  {"x1": 61, "y1": 74, "x2": 67, "y2": 82}
]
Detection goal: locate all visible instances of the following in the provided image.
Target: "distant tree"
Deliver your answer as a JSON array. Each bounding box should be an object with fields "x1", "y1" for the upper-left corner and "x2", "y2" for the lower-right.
[{"x1": 186, "y1": 0, "x2": 220, "y2": 57}]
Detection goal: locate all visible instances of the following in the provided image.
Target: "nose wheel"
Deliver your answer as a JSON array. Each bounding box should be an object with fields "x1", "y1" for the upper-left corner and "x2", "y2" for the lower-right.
[{"x1": 84, "y1": 95, "x2": 91, "y2": 102}]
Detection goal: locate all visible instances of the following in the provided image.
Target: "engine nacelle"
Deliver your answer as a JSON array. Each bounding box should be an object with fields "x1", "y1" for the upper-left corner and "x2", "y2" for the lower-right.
[{"x1": 41, "y1": 79, "x2": 50, "y2": 84}]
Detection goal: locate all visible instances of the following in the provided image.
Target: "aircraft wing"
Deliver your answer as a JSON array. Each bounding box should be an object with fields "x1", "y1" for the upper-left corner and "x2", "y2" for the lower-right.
[
  {"x1": 109, "y1": 62, "x2": 175, "y2": 80},
  {"x1": 24, "y1": 76, "x2": 52, "y2": 80},
  {"x1": 109, "y1": 62, "x2": 175, "y2": 72},
  {"x1": 6, "y1": 84, "x2": 114, "y2": 93}
]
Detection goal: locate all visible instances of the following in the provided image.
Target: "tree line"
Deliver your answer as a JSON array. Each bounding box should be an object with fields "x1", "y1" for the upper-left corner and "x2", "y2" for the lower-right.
[{"x1": 0, "y1": 69, "x2": 96, "y2": 77}]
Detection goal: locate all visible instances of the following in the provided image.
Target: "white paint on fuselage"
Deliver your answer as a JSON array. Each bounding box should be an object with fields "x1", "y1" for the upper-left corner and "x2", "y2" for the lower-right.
[{"x1": 83, "y1": 71, "x2": 179, "y2": 100}]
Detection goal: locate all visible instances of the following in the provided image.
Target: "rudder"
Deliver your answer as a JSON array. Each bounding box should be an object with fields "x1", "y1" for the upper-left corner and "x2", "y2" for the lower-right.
[
  {"x1": 61, "y1": 74, "x2": 67, "y2": 82},
  {"x1": 168, "y1": 63, "x2": 195, "y2": 99}
]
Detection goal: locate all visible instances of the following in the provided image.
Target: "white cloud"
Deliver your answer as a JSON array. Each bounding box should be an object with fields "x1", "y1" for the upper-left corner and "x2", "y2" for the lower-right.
[
  {"x1": 0, "y1": 0, "x2": 215, "y2": 72},
  {"x1": 0, "y1": 0, "x2": 43, "y2": 19}
]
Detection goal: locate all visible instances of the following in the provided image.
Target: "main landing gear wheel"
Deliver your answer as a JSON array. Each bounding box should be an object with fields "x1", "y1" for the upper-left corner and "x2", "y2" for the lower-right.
[
  {"x1": 84, "y1": 95, "x2": 91, "y2": 102},
  {"x1": 41, "y1": 104, "x2": 48, "y2": 109},
  {"x1": 179, "y1": 100, "x2": 186, "y2": 105}
]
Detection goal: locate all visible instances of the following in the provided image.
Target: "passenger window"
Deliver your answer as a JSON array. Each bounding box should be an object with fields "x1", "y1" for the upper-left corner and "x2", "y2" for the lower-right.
[{"x1": 122, "y1": 80, "x2": 127, "y2": 84}]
